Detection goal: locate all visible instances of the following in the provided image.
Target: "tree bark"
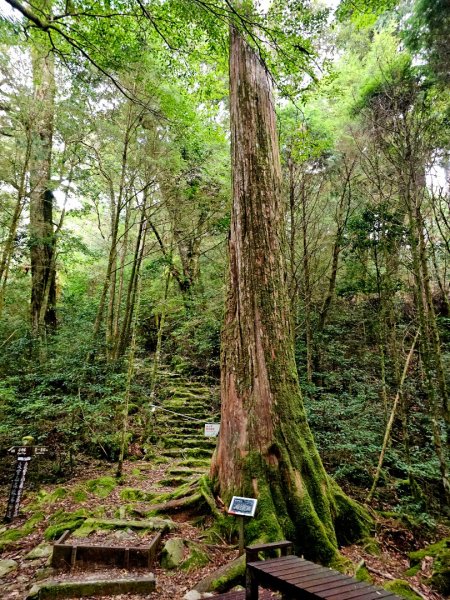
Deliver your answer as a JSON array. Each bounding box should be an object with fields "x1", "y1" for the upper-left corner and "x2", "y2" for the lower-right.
[{"x1": 211, "y1": 24, "x2": 370, "y2": 564}]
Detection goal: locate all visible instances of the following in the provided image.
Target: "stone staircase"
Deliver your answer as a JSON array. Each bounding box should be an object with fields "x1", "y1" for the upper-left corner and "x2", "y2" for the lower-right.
[{"x1": 153, "y1": 373, "x2": 220, "y2": 485}]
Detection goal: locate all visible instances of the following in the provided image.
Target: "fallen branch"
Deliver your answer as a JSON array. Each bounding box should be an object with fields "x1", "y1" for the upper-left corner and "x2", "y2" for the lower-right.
[{"x1": 366, "y1": 565, "x2": 428, "y2": 600}]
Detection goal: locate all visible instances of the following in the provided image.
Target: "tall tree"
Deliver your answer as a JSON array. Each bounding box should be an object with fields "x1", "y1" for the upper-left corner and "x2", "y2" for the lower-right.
[
  {"x1": 211, "y1": 11, "x2": 369, "y2": 563},
  {"x1": 29, "y1": 14, "x2": 56, "y2": 340}
]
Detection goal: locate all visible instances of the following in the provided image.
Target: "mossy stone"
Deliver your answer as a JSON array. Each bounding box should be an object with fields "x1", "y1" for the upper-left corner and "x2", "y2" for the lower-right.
[
  {"x1": 34, "y1": 487, "x2": 67, "y2": 505},
  {"x1": 161, "y1": 538, "x2": 185, "y2": 569},
  {"x1": 384, "y1": 579, "x2": 421, "y2": 600},
  {"x1": 0, "y1": 558, "x2": 18, "y2": 577},
  {"x1": 25, "y1": 543, "x2": 53, "y2": 560}
]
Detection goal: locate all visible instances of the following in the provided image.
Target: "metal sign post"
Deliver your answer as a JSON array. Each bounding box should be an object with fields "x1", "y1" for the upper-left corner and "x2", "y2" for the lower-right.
[
  {"x1": 228, "y1": 496, "x2": 258, "y2": 556},
  {"x1": 4, "y1": 437, "x2": 48, "y2": 523}
]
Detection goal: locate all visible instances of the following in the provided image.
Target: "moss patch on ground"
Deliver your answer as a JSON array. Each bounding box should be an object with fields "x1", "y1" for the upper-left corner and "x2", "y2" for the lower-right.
[
  {"x1": 0, "y1": 512, "x2": 44, "y2": 550},
  {"x1": 409, "y1": 538, "x2": 449, "y2": 595},
  {"x1": 44, "y1": 509, "x2": 89, "y2": 540},
  {"x1": 85, "y1": 476, "x2": 117, "y2": 498},
  {"x1": 384, "y1": 579, "x2": 421, "y2": 600}
]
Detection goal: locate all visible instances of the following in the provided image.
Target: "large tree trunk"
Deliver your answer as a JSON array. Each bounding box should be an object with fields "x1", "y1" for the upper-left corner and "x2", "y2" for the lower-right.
[
  {"x1": 211, "y1": 25, "x2": 370, "y2": 565},
  {"x1": 29, "y1": 39, "x2": 56, "y2": 340}
]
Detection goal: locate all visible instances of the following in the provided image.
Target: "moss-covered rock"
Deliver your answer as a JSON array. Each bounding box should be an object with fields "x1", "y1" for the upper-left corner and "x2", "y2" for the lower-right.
[
  {"x1": 0, "y1": 558, "x2": 18, "y2": 577},
  {"x1": 34, "y1": 487, "x2": 68, "y2": 505},
  {"x1": 161, "y1": 538, "x2": 185, "y2": 569},
  {"x1": 160, "y1": 538, "x2": 210, "y2": 572},
  {"x1": 25, "y1": 543, "x2": 53, "y2": 560},
  {"x1": 384, "y1": 579, "x2": 421, "y2": 600}
]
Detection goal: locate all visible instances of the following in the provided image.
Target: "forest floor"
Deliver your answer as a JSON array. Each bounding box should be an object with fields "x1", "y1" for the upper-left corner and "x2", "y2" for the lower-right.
[
  {"x1": 0, "y1": 456, "x2": 447, "y2": 600},
  {"x1": 0, "y1": 375, "x2": 448, "y2": 599}
]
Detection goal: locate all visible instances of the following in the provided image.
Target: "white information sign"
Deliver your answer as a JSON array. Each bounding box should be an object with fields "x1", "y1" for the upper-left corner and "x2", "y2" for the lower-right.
[
  {"x1": 228, "y1": 496, "x2": 258, "y2": 517},
  {"x1": 204, "y1": 423, "x2": 220, "y2": 437}
]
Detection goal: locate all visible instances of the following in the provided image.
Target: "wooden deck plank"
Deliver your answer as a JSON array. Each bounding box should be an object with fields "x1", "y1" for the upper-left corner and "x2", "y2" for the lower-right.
[
  {"x1": 252, "y1": 561, "x2": 321, "y2": 577},
  {"x1": 247, "y1": 555, "x2": 299, "y2": 569},
  {"x1": 319, "y1": 580, "x2": 375, "y2": 600},
  {"x1": 326, "y1": 589, "x2": 396, "y2": 600},
  {"x1": 301, "y1": 574, "x2": 351, "y2": 592},
  {"x1": 308, "y1": 578, "x2": 371, "y2": 595},
  {"x1": 285, "y1": 570, "x2": 347, "y2": 587},
  {"x1": 320, "y1": 580, "x2": 375, "y2": 600}
]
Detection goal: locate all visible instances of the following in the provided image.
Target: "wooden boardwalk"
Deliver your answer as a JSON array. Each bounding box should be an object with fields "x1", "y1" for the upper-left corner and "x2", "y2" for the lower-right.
[{"x1": 245, "y1": 555, "x2": 402, "y2": 600}]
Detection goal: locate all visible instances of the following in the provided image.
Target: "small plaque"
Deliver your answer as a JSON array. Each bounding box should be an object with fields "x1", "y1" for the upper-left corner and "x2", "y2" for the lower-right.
[
  {"x1": 204, "y1": 423, "x2": 220, "y2": 437},
  {"x1": 34, "y1": 447, "x2": 48, "y2": 455},
  {"x1": 228, "y1": 496, "x2": 258, "y2": 517},
  {"x1": 8, "y1": 446, "x2": 33, "y2": 457}
]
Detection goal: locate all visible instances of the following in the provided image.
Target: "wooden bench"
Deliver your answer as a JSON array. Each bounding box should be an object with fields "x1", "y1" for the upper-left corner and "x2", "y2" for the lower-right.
[{"x1": 245, "y1": 541, "x2": 402, "y2": 600}]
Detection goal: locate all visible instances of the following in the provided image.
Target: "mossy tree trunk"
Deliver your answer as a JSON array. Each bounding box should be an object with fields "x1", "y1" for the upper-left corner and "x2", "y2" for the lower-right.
[
  {"x1": 211, "y1": 23, "x2": 370, "y2": 565},
  {"x1": 29, "y1": 20, "x2": 56, "y2": 342}
]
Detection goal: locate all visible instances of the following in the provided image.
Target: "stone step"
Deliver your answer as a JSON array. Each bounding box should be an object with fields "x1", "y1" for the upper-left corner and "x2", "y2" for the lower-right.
[
  {"x1": 167, "y1": 466, "x2": 207, "y2": 476},
  {"x1": 161, "y1": 447, "x2": 213, "y2": 459},
  {"x1": 26, "y1": 575, "x2": 156, "y2": 599},
  {"x1": 178, "y1": 458, "x2": 211, "y2": 468},
  {"x1": 163, "y1": 403, "x2": 210, "y2": 415},
  {"x1": 162, "y1": 425, "x2": 206, "y2": 435},
  {"x1": 161, "y1": 437, "x2": 216, "y2": 449},
  {"x1": 158, "y1": 476, "x2": 193, "y2": 487}
]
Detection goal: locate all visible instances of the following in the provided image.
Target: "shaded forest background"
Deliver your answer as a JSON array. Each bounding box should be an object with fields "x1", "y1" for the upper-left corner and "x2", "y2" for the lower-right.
[{"x1": 0, "y1": 0, "x2": 449, "y2": 525}]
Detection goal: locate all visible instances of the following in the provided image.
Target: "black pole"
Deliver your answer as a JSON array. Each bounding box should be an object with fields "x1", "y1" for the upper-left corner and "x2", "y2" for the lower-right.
[{"x1": 4, "y1": 455, "x2": 31, "y2": 522}]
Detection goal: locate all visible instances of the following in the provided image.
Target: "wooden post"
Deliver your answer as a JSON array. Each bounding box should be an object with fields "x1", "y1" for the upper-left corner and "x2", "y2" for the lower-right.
[
  {"x1": 245, "y1": 566, "x2": 258, "y2": 600},
  {"x1": 238, "y1": 516, "x2": 245, "y2": 556}
]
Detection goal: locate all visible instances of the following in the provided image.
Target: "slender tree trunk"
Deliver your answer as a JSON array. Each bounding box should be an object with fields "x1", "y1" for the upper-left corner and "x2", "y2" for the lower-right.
[
  {"x1": 300, "y1": 179, "x2": 313, "y2": 383},
  {"x1": 117, "y1": 211, "x2": 148, "y2": 358},
  {"x1": 148, "y1": 268, "x2": 171, "y2": 400},
  {"x1": 366, "y1": 329, "x2": 420, "y2": 502},
  {"x1": 0, "y1": 135, "x2": 32, "y2": 316},
  {"x1": 29, "y1": 36, "x2": 56, "y2": 341},
  {"x1": 211, "y1": 23, "x2": 370, "y2": 563},
  {"x1": 112, "y1": 199, "x2": 131, "y2": 353},
  {"x1": 406, "y1": 197, "x2": 450, "y2": 498},
  {"x1": 116, "y1": 273, "x2": 141, "y2": 478}
]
